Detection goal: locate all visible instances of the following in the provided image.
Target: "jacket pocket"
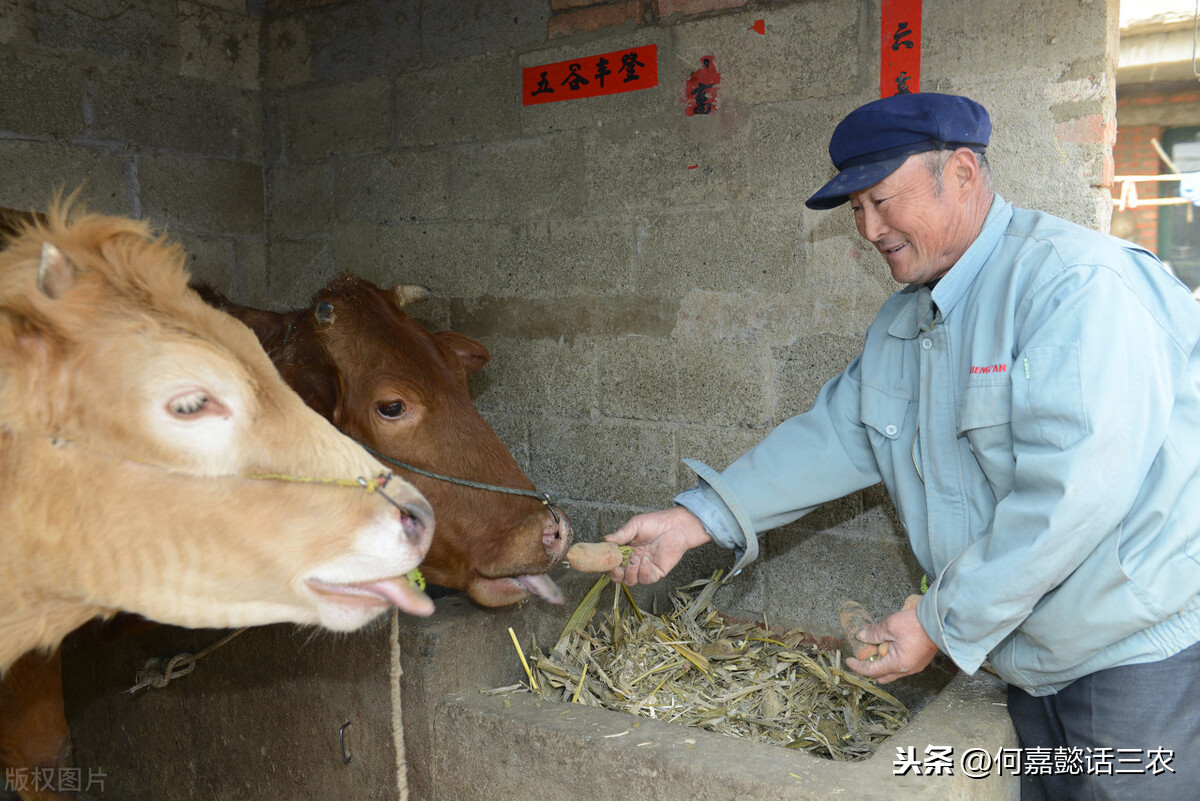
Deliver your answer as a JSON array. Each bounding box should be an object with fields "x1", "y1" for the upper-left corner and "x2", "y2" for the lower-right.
[
  {"x1": 860, "y1": 385, "x2": 910, "y2": 442},
  {"x1": 957, "y1": 382, "x2": 1013, "y2": 434},
  {"x1": 957, "y1": 382, "x2": 1015, "y2": 500},
  {"x1": 1017, "y1": 343, "x2": 1090, "y2": 449}
]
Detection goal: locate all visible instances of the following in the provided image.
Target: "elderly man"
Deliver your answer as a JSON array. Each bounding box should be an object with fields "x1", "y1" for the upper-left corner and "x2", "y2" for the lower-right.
[{"x1": 607, "y1": 92, "x2": 1200, "y2": 800}]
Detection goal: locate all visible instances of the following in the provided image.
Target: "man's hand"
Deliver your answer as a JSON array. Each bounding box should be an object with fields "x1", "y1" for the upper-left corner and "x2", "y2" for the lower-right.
[
  {"x1": 845, "y1": 605, "x2": 939, "y2": 683},
  {"x1": 604, "y1": 506, "x2": 712, "y2": 586}
]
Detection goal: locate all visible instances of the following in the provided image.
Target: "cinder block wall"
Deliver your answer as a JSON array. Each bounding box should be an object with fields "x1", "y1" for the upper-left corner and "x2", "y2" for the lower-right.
[
  {"x1": 0, "y1": 0, "x2": 264, "y2": 295},
  {"x1": 0, "y1": 0, "x2": 1117, "y2": 610},
  {"x1": 257, "y1": 0, "x2": 1118, "y2": 613}
]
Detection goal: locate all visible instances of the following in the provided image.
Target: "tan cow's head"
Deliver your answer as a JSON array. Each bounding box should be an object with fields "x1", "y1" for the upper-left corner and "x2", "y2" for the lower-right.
[{"x1": 0, "y1": 204, "x2": 436, "y2": 670}]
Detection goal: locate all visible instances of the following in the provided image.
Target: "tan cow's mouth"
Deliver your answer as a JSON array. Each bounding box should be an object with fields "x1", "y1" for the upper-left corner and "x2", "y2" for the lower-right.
[{"x1": 306, "y1": 576, "x2": 434, "y2": 617}]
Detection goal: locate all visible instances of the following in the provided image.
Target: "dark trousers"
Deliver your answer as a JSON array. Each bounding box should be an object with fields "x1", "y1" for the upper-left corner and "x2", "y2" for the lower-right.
[{"x1": 1006, "y1": 641, "x2": 1200, "y2": 801}]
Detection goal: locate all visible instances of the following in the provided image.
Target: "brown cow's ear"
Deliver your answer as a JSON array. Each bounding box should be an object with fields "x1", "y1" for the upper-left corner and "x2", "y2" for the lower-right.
[
  {"x1": 229, "y1": 309, "x2": 293, "y2": 355},
  {"x1": 37, "y1": 243, "x2": 75, "y2": 299},
  {"x1": 292, "y1": 365, "x2": 345, "y2": 425},
  {"x1": 245, "y1": 310, "x2": 299, "y2": 355},
  {"x1": 437, "y1": 331, "x2": 490, "y2": 375},
  {"x1": 193, "y1": 285, "x2": 293, "y2": 353}
]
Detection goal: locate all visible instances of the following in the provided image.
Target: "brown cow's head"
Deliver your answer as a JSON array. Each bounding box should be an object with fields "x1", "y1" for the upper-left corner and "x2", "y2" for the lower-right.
[{"x1": 199, "y1": 275, "x2": 572, "y2": 607}]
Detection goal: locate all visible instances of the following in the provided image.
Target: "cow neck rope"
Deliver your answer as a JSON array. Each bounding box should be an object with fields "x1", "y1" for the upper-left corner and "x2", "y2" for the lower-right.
[{"x1": 357, "y1": 442, "x2": 562, "y2": 524}]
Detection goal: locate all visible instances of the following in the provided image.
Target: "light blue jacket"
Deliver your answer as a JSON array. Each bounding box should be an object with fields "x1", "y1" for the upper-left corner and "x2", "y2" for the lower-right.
[{"x1": 678, "y1": 196, "x2": 1200, "y2": 695}]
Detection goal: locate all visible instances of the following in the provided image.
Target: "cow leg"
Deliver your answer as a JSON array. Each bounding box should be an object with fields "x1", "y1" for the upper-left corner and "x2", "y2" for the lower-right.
[{"x1": 0, "y1": 648, "x2": 72, "y2": 801}]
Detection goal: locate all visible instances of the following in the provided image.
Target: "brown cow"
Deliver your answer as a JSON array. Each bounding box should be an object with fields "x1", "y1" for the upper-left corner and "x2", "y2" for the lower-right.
[
  {"x1": 200, "y1": 274, "x2": 573, "y2": 608},
  {"x1": 0, "y1": 206, "x2": 434, "y2": 800}
]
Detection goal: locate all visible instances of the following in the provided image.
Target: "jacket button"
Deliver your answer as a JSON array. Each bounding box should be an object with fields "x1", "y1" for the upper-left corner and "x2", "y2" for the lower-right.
[
  {"x1": 921, "y1": 338, "x2": 933, "y2": 350},
  {"x1": 885, "y1": 424, "x2": 898, "y2": 436}
]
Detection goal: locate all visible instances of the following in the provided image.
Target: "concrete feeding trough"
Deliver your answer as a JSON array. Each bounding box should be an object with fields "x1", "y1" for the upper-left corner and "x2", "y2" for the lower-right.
[
  {"x1": 401, "y1": 575, "x2": 1019, "y2": 801},
  {"x1": 62, "y1": 513, "x2": 1017, "y2": 800}
]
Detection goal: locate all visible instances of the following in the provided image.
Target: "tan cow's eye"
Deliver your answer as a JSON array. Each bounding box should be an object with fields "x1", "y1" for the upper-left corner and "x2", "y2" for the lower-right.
[
  {"x1": 168, "y1": 390, "x2": 209, "y2": 417},
  {"x1": 377, "y1": 400, "x2": 406, "y2": 419}
]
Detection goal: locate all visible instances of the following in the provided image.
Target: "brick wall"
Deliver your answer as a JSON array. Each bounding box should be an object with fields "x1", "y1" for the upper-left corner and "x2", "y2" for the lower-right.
[
  {"x1": 1113, "y1": 120, "x2": 1163, "y2": 251},
  {"x1": 1113, "y1": 84, "x2": 1200, "y2": 253}
]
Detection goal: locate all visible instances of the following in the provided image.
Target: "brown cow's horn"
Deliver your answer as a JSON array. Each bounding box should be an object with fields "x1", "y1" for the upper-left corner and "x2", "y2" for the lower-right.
[
  {"x1": 392, "y1": 284, "x2": 432, "y2": 307},
  {"x1": 315, "y1": 300, "x2": 336, "y2": 327}
]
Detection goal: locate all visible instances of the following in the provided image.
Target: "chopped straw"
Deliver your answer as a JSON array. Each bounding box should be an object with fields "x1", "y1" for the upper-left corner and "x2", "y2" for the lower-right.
[
  {"x1": 507, "y1": 626, "x2": 538, "y2": 692},
  {"x1": 500, "y1": 570, "x2": 911, "y2": 761}
]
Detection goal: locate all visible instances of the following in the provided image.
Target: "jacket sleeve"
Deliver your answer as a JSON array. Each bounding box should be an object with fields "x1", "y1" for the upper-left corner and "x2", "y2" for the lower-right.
[
  {"x1": 676, "y1": 355, "x2": 885, "y2": 575},
  {"x1": 917, "y1": 259, "x2": 1198, "y2": 673}
]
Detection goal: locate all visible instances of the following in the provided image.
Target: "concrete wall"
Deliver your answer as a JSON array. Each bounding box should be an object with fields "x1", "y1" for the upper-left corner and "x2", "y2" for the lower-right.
[
  {"x1": 0, "y1": 0, "x2": 264, "y2": 295},
  {"x1": 255, "y1": 0, "x2": 1118, "y2": 609},
  {"x1": 11, "y1": 1, "x2": 1117, "y2": 798},
  {"x1": 0, "y1": 0, "x2": 1118, "y2": 570}
]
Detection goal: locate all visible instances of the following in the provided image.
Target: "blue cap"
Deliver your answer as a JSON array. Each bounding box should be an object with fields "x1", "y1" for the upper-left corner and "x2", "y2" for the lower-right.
[{"x1": 806, "y1": 93, "x2": 991, "y2": 210}]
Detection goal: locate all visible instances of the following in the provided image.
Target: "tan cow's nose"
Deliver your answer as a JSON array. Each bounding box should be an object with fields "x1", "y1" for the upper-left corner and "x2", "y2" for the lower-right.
[{"x1": 398, "y1": 500, "x2": 434, "y2": 547}]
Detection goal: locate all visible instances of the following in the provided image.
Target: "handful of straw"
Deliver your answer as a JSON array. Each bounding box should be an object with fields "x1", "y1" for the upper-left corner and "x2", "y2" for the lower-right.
[{"x1": 501, "y1": 571, "x2": 911, "y2": 761}]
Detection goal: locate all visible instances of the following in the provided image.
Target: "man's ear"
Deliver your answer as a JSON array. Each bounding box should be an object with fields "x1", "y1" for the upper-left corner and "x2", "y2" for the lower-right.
[{"x1": 951, "y1": 147, "x2": 980, "y2": 192}]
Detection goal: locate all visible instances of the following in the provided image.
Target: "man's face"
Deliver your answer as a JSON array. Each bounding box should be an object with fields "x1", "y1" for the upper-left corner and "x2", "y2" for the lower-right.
[{"x1": 848, "y1": 153, "x2": 968, "y2": 286}]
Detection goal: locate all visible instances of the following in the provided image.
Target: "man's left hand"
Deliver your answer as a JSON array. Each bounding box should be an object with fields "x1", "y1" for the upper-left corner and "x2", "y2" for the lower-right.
[{"x1": 845, "y1": 606, "x2": 939, "y2": 683}]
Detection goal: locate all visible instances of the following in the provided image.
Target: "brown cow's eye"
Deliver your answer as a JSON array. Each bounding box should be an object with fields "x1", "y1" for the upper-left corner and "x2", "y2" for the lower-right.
[{"x1": 377, "y1": 400, "x2": 406, "y2": 419}]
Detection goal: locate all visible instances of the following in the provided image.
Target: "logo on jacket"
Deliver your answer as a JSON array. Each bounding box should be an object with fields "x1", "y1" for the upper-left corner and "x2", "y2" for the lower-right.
[{"x1": 969, "y1": 364, "x2": 1008, "y2": 375}]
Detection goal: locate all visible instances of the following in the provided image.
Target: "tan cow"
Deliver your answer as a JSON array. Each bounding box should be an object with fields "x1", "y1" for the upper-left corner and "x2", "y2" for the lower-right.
[{"x1": 0, "y1": 203, "x2": 436, "y2": 674}]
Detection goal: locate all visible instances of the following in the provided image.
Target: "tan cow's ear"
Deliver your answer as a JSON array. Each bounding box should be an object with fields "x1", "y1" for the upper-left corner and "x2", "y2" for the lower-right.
[
  {"x1": 437, "y1": 331, "x2": 490, "y2": 375},
  {"x1": 391, "y1": 284, "x2": 432, "y2": 307},
  {"x1": 37, "y1": 243, "x2": 76, "y2": 299}
]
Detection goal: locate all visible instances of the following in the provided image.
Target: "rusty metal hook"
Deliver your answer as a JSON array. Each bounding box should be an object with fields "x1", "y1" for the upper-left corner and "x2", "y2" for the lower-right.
[{"x1": 340, "y1": 721, "x2": 353, "y2": 765}]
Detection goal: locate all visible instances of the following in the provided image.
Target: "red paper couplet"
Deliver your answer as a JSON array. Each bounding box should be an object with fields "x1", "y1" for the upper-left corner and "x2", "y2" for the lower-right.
[
  {"x1": 685, "y1": 56, "x2": 720, "y2": 116},
  {"x1": 880, "y1": 0, "x2": 921, "y2": 98},
  {"x1": 523, "y1": 44, "x2": 659, "y2": 106}
]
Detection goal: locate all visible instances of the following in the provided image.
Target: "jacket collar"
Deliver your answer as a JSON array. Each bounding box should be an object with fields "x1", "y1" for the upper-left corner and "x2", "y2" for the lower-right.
[{"x1": 886, "y1": 195, "x2": 1013, "y2": 340}]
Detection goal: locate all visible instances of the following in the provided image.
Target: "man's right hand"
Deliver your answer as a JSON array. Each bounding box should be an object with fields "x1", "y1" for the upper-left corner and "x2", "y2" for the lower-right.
[{"x1": 604, "y1": 506, "x2": 712, "y2": 586}]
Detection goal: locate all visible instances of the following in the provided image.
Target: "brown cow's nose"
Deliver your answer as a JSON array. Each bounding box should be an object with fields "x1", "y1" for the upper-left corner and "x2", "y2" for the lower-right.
[
  {"x1": 398, "y1": 501, "x2": 433, "y2": 545},
  {"x1": 541, "y1": 509, "x2": 571, "y2": 561}
]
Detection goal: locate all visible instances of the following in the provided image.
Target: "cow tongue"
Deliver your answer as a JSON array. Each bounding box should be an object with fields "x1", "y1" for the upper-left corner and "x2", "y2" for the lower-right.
[
  {"x1": 516, "y1": 573, "x2": 565, "y2": 605},
  {"x1": 360, "y1": 578, "x2": 435, "y2": 617},
  {"x1": 310, "y1": 576, "x2": 434, "y2": 617}
]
